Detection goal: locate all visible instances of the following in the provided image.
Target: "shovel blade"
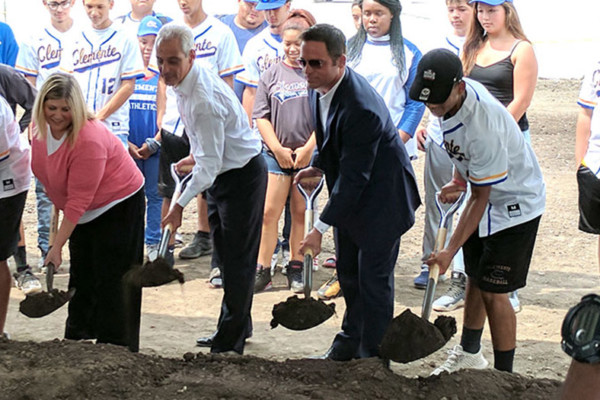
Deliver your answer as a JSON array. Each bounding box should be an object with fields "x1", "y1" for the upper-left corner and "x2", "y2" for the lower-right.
[
  {"x1": 125, "y1": 258, "x2": 185, "y2": 288},
  {"x1": 271, "y1": 295, "x2": 335, "y2": 330},
  {"x1": 19, "y1": 288, "x2": 75, "y2": 318}
]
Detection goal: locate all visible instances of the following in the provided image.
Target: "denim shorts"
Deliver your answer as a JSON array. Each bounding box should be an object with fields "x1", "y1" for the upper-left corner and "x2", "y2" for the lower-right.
[{"x1": 262, "y1": 149, "x2": 299, "y2": 176}]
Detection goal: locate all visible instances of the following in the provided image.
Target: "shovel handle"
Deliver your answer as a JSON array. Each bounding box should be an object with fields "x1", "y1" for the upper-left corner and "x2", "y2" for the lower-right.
[{"x1": 46, "y1": 206, "x2": 59, "y2": 290}]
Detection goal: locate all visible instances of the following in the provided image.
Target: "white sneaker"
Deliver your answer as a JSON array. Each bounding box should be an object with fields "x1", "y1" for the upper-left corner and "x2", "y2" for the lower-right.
[
  {"x1": 433, "y1": 273, "x2": 466, "y2": 312},
  {"x1": 146, "y1": 243, "x2": 159, "y2": 261},
  {"x1": 509, "y1": 291, "x2": 521, "y2": 313},
  {"x1": 431, "y1": 345, "x2": 489, "y2": 376},
  {"x1": 13, "y1": 270, "x2": 43, "y2": 295}
]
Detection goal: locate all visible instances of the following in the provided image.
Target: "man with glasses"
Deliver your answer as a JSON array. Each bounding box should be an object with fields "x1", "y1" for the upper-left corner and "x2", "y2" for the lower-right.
[
  {"x1": 296, "y1": 24, "x2": 420, "y2": 362},
  {"x1": 15, "y1": 0, "x2": 77, "y2": 276},
  {"x1": 217, "y1": 0, "x2": 268, "y2": 102}
]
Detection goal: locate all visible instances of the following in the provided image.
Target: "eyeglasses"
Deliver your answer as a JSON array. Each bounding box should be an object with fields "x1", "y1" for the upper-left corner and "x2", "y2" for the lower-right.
[
  {"x1": 298, "y1": 58, "x2": 325, "y2": 68},
  {"x1": 46, "y1": 0, "x2": 71, "y2": 11}
]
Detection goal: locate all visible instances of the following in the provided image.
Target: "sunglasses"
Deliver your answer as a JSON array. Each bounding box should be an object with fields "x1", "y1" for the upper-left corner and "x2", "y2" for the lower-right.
[
  {"x1": 298, "y1": 58, "x2": 325, "y2": 68},
  {"x1": 47, "y1": 0, "x2": 71, "y2": 10}
]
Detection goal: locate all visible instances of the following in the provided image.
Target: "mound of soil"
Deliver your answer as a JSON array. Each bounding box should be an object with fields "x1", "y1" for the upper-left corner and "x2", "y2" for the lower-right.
[{"x1": 0, "y1": 338, "x2": 561, "y2": 400}]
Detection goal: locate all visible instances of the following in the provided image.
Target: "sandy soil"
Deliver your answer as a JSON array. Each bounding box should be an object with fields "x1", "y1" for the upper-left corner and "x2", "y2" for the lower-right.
[{"x1": 1, "y1": 79, "x2": 590, "y2": 399}]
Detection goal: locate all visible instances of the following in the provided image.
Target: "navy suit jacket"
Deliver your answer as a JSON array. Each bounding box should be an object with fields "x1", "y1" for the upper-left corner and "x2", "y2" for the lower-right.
[{"x1": 311, "y1": 67, "x2": 421, "y2": 250}]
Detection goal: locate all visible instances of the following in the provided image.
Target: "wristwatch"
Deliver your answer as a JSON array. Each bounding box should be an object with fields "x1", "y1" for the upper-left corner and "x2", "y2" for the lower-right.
[{"x1": 562, "y1": 294, "x2": 600, "y2": 364}]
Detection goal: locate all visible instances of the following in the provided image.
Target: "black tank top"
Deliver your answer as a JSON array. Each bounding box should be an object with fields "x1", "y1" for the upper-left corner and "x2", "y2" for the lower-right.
[{"x1": 469, "y1": 41, "x2": 529, "y2": 131}]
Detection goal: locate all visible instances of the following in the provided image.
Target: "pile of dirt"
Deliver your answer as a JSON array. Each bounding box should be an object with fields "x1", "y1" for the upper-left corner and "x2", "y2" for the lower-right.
[{"x1": 0, "y1": 338, "x2": 562, "y2": 399}]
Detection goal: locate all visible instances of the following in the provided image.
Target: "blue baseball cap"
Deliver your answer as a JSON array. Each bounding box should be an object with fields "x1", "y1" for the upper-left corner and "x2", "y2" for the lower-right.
[
  {"x1": 138, "y1": 15, "x2": 163, "y2": 37},
  {"x1": 468, "y1": 0, "x2": 512, "y2": 5},
  {"x1": 255, "y1": 0, "x2": 288, "y2": 11}
]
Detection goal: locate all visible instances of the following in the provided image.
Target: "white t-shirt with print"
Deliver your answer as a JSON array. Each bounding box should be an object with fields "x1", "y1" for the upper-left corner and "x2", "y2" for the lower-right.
[
  {"x1": 577, "y1": 59, "x2": 600, "y2": 177},
  {"x1": 0, "y1": 95, "x2": 30, "y2": 199}
]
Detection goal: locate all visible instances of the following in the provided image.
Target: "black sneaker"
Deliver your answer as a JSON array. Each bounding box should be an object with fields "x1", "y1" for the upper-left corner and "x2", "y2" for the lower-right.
[
  {"x1": 254, "y1": 265, "x2": 272, "y2": 293},
  {"x1": 179, "y1": 231, "x2": 212, "y2": 259},
  {"x1": 286, "y1": 260, "x2": 304, "y2": 293}
]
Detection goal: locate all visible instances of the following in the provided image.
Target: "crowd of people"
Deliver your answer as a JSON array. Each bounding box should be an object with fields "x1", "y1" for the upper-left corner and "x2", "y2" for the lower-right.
[{"x1": 0, "y1": 0, "x2": 597, "y2": 380}]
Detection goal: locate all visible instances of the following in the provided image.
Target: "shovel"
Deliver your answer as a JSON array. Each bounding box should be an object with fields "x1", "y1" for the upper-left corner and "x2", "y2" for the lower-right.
[
  {"x1": 126, "y1": 164, "x2": 191, "y2": 287},
  {"x1": 270, "y1": 174, "x2": 335, "y2": 330},
  {"x1": 379, "y1": 192, "x2": 465, "y2": 363},
  {"x1": 19, "y1": 207, "x2": 75, "y2": 318}
]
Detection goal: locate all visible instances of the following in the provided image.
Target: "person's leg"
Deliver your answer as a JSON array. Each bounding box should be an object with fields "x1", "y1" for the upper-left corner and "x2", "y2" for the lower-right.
[
  {"x1": 35, "y1": 178, "x2": 51, "y2": 261},
  {"x1": 356, "y1": 237, "x2": 400, "y2": 358},
  {"x1": 209, "y1": 156, "x2": 267, "y2": 354},
  {"x1": 257, "y1": 173, "x2": 291, "y2": 267},
  {"x1": 0, "y1": 260, "x2": 10, "y2": 334},
  {"x1": 416, "y1": 142, "x2": 452, "y2": 288},
  {"x1": 0, "y1": 191, "x2": 28, "y2": 333},
  {"x1": 481, "y1": 290, "x2": 516, "y2": 372},
  {"x1": 326, "y1": 228, "x2": 360, "y2": 360},
  {"x1": 143, "y1": 154, "x2": 162, "y2": 246}
]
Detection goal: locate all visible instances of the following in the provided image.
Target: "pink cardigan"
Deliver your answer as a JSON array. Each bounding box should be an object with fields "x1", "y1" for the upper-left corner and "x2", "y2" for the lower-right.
[{"x1": 32, "y1": 119, "x2": 144, "y2": 224}]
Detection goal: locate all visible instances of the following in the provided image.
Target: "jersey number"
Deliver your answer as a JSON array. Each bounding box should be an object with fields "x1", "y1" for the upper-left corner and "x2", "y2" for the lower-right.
[{"x1": 102, "y1": 78, "x2": 116, "y2": 95}]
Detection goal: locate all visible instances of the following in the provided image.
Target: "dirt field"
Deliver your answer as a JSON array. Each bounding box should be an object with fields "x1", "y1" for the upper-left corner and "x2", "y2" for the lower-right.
[{"x1": 1, "y1": 79, "x2": 591, "y2": 399}]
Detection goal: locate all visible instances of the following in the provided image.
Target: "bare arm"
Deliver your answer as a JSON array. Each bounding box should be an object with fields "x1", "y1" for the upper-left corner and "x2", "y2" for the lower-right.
[
  {"x1": 44, "y1": 216, "x2": 77, "y2": 270},
  {"x1": 222, "y1": 74, "x2": 234, "y2": 90},
  {"x1": 575, "y1": 107, "x2": 593, "y2": 168},
  {"x1": 156, "y1": 77, "x2": 166, "y2": 131},
  {"x1": 427, "y1": 183, "x2": 491, "y2": 274},
  {"x1": 508, "y1": 41, "x2": 538, "y2": 123},
  {"x1": 242, "y1": 86, "x2": 256, "y2": 125},
  {"x1": 95, "y1": 79, "x2": 135, "y2": 121}
]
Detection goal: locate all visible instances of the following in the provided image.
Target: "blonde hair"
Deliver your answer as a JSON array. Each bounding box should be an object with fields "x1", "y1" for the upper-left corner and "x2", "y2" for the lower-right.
[
  {"x1": 33, "y1": 73, "x2": 93, "y2": 147},
  {"x1": 462, "y1": 1, "x2": 529, "y2": 75}
]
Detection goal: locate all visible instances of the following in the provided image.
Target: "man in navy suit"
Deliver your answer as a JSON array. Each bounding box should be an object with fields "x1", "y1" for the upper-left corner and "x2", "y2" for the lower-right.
[{"x1": 296, "y1": 24, "x2": 421, "y2": 361}]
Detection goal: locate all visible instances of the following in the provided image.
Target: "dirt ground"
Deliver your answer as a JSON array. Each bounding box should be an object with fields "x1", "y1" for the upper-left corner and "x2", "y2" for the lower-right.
[{"x1": 1, "y1": 79, "x2": 590, "y2": 399}]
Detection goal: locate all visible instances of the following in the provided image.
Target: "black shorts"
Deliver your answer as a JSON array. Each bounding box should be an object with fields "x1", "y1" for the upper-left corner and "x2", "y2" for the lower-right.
[
  {"x1": 158, "y1": 128, "x2": 190, "y2": 199},
  {"x1": 463, "y1": 216, "x2": 541, "y2": 293},
  {"x1": 577, "y1": 165, "x2": 600, "y2": 234},
  {"x1": 0, "y1": 190, "x2": 27, "y2": 261}
]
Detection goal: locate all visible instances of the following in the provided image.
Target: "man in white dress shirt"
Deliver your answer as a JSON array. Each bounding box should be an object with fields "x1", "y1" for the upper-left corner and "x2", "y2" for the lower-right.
[{"x1": 158, "y1": 24, "x2": 267, "y2": 355}]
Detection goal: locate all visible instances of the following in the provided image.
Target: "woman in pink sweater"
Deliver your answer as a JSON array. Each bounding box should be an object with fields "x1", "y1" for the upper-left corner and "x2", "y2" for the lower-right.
[{"x1": 31, "y1": 73, "x2": 145, "y2": 352}]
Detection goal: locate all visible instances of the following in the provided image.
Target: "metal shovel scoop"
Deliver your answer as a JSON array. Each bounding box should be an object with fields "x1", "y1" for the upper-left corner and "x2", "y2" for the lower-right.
[
  {"x1": 126, "y1": 164, "x2": 190, "y2": 287},
  {"x1": 379, "y1": 192, "x2": 465, "y2": 363},
  {"x1": 270, "y1": 174, "x2": 335, "y2": 330},
  {"x1": 19, "y1": 207, "x2": 75, "y2": 318}
]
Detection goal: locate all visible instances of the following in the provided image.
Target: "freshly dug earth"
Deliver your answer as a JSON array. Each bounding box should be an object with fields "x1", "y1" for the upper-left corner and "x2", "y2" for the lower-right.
[
  {"x1": 3, "y1": 79, "x2": 588, "y2": 398},
  {"x1": 271, "y1": 295, "x2": 336, "y2": 330},
  {"x1": 0, "y1": 338, "x2": 562, "y2": 400},
  {"x1": 18, "y1": 288, "x2": 73, "y2": 319},
  {"x1": 380, "y1": 309, "x2": 457, "y2": 363},
  {"x1": 125, "y1": 259, "x2": 185, "y2": 288}
]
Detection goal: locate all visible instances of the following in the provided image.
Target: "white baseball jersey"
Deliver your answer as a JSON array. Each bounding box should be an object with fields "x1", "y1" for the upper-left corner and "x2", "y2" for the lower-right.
[
  {"x1": 15, "y1": 23, "x2": 80, "y2": 89},
  {"x1": 349, "y1": 36, "x2": 423, "y2": 158},
  {"x1": 113, "y1": 11, "x2": 172, "y2": 41},
  {"x1": 64, "y1": 24, "x2": 144, "y2": 136},
  {"x1": 577, "y1": 59, "x2": 600, "y2": 177},
  {"x1": 0, "y1": 95, "x2": 30, "y2": 199},
  {"x1": 439, "y1": 78, "x2": 545, "y2": 236},
  {"x1": 235, "y1": 28, "x2": 283, "y2": 88},
  {"x1": 427, "y1": 34, "x2": 467, "y2": 147}
]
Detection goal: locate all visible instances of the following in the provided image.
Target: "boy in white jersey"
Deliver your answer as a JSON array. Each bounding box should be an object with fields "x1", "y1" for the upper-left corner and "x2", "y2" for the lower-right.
[
  {"x1": 65, "y1": 0, "x2": 144, "y2": 147},
  {"x1": 114, "y1": 0, "x2": 172, "y2": 39},
  {"x1": 410, "y1": 49, "x2": 545, "y2": 374},
  {"x1": 575, "y1": 58, "x2": 600, "y2": 271},
  {"x1": 236, "y1": 0, "x2": 291, "y2": 119},
  {"x1": 413, "y1": 0, "x2": 473, "y2": 307},
  {"x1": 15, "y1": 0, "x2": 78, "y2": 273}
]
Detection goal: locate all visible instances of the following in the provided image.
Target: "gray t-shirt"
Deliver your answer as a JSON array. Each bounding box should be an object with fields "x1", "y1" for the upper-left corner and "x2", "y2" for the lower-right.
[{"x1": 253, "y1": 62, "x2": 314, "y2": 150}]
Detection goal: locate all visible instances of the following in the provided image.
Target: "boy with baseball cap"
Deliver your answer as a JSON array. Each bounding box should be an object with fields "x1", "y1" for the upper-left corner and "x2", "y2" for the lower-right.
[{"x1": 410, "y1": 49, "x2": 545, "y2": 374}]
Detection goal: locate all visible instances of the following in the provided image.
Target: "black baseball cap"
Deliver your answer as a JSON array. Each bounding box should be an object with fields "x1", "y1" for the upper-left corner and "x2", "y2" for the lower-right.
[{"x1": 409, "y1": 49, "x2": 463, "y2": 104}]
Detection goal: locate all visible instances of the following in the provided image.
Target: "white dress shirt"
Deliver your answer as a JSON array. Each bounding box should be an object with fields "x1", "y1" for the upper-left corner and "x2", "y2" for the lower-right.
[
  {"x1": 174, "y1": 62, "x2": 262, "y2": 208},
  {"x1": 313, "y1": 70, "x2": 346, "y2": 235}
]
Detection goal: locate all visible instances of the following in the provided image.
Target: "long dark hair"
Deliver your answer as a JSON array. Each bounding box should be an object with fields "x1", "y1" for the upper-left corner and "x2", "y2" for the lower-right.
[{"x1": 347, "y1": 0, "x2": 405, "y2": 75}]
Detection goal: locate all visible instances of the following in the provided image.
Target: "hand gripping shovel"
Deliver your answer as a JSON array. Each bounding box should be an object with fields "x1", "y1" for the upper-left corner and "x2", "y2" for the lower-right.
[
  {"x1": 19, "y1": 207, "x2": 75, "y2": 318},
  {"x1": 270, "y1": 174, "x2": 335, "y2": 330},
  {"x1": 379, "y1": 192, "x2": 465, "y2": 363},
  {"x1": 126, "y1": 164, "x2": 191, "y2": 287}
]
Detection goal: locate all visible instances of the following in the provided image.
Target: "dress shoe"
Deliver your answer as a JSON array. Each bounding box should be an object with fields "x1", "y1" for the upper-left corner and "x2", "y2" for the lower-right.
[
  {"x1": 196, "y1": 331, "x2": 252, "y2": 348},
  {"x1": 317, "y1": 345, "x2": 355, "y2": 361},
  {"x1": 196, "y1": 333, "x2": 216, "y2": 347}
]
